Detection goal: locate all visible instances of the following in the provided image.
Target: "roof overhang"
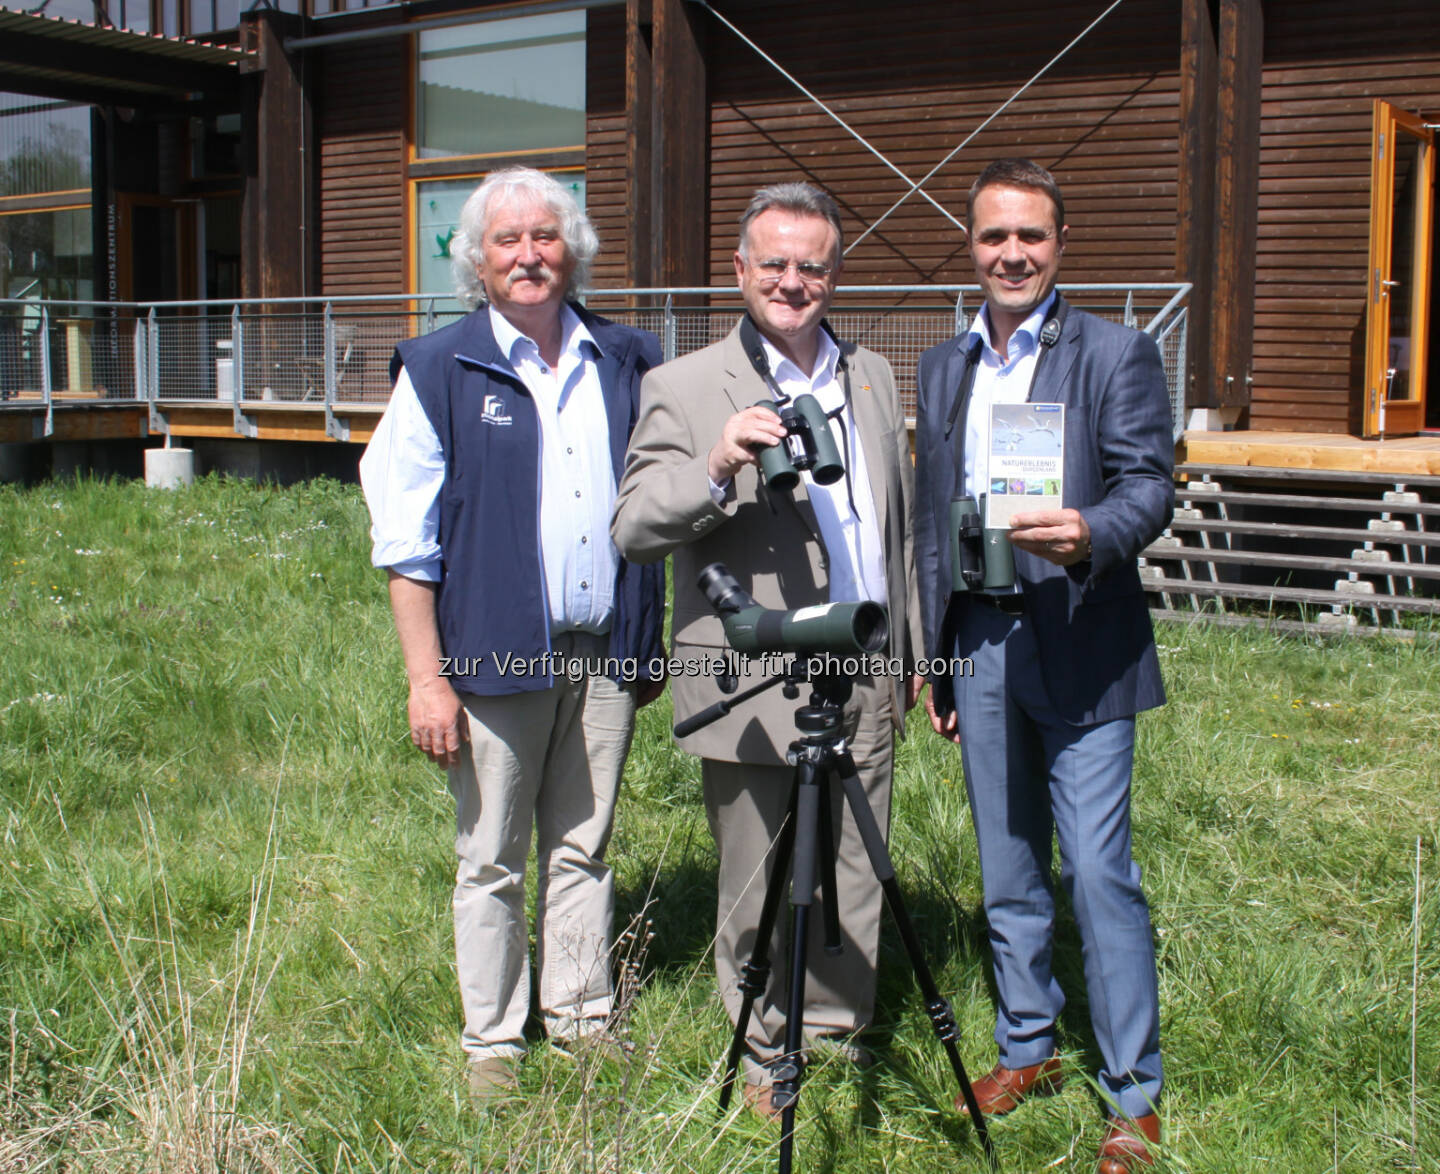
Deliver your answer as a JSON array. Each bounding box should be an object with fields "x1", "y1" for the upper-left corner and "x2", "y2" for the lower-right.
[{"x1": 0, "y1": 8, "x2": 251, "y2": 107}]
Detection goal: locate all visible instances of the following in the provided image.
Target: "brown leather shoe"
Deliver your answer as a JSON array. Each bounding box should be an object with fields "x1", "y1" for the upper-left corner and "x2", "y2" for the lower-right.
[
  {"x1": 955, "y1": 1052, "x2": 1063, "y2": 1116},
  {"x1": 1097, "y1": 1113, "x2": 1160, "y2": 1171}
]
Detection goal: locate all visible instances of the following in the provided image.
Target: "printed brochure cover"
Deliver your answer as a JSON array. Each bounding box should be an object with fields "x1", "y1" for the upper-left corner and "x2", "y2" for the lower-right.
[{"x1": 986, "y1": 402, "x2": 1064, "y2": 528}]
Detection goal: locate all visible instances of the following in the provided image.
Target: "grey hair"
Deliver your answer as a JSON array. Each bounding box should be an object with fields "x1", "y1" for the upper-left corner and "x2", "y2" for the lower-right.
[
  {"x1": 737, "y1": 182, "x2": 844, "y2": 263},
  {"x1": 450, "y1": 167, "x2": 599, "y2": 310}
]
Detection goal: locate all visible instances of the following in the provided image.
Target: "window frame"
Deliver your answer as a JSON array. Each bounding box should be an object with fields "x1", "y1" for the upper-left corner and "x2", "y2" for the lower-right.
[
  {"x1": 404, "y1": 12, "x2": 587, "y2": 306},
  {"x1": 1363, "y1": 99, "x2": 1435, "y2": 438}
]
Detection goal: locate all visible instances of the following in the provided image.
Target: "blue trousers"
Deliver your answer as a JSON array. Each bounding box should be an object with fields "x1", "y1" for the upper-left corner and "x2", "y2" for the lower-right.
[{"x1": 950, "y1": 600, "x2": 1162, "y2": 1119}]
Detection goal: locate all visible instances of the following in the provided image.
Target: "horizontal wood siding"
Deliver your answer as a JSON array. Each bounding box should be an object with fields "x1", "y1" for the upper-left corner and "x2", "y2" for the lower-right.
[
  {"x1": 317, "y1": 39, "x2": 407, "y2": 298},
  {"x1": 1251, "y1": 2, "x2": 1440, "y2": 433},
  {"x1": 586, "y1": 6, "x2": 629, "y2": 289},
  {"x1": 703, "y1": 0, "x2": 1181, "y2": 290}
]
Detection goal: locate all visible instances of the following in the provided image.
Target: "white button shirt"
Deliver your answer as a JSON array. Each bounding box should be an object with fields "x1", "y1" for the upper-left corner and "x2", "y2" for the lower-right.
[
  {"x1": 359, "y1": 303, "x2": 618, "y2": 635},
  {"x1": 712, "y1": 331, "x2": 886, "y2": 606},
  {"x1": 962, "y1": 291, "x2": 1059, "y2": 505}
]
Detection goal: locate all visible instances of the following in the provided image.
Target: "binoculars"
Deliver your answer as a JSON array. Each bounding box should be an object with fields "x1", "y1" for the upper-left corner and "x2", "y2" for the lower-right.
[
  {"x1": 754, "y1": 395, "x2": 843, "y2": 491},
  {"x1": 949, "y1": 496, "x2": 1015, "y2": 593}
]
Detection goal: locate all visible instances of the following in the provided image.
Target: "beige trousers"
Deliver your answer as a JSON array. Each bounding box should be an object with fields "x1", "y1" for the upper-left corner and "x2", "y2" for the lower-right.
[
  {"x1": 449, "y1": 633, "x2": 636, "y2": 1061},
  {"x1": 701, "y1": 675, "x2": 894, "y2": 1085}
]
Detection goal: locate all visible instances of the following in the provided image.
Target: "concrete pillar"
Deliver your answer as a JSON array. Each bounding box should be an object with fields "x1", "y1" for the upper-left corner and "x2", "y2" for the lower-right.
[{"x1": 145, "y1": 447, "x2": 195, "y2": 489}]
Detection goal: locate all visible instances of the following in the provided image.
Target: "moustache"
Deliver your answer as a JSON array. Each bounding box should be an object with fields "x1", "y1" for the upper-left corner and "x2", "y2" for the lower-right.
[{"x1": 508, "y1": 265, "x2": 555, "y2": 287}]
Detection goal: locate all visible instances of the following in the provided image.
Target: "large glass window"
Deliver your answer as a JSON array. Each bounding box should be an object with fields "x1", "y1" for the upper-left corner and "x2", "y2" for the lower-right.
[
  {"x1": 112, "y1": 0, "x2": 151, "y2": 32},
  {"x1": 0, "y1": 208, "x2": 93, "y2": 301},
  {"x1": 17, "y1": 0, "x2": 148, "y2": 29},
  {"x1": 187, "y1": 0, "x2": 242, "y2": 35},
  {"x1": 414, "y1": 173, "x2": 584, "y2": 303},
  {"x1": 0, "y1": 94, "x2": 93, "y2": 303},
  {"x1": 0, "y1": 96, "x2": 91, "y2": 198},
  {"x1": 27, "y1": 0, "x2": 102, "y2": 22},
  {"x1": 415, "y1": 11, "x2": 586, "y2": 160}
]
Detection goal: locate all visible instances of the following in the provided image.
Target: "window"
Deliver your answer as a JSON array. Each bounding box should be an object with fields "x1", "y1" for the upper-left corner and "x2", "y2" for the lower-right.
[
  {"x1": 415, "y1": 11, "x2": 585, "y2": 160},
  {"x1": 0, "y1": 96, "x2": 90, "y2": 199},
  {"x1": 409, "y1": 10, "x2": 587, "y2": 309},
  {"x1": 23, "y1": 0, "x2": 150, "y2": 25},
  {"x1": 0, "y1": 94, "x2": 92, "y2": 302},
  {"x1": 187, "y1": 0, "x2": 242, "y2": 36},
  {"x1": 0, "y1": 208, "x2": 93, "y2": 302},
  {"x1": 28, "y1": 0, "x2": 102, "y2": 22},
  {"x1": 414, "y1": 173, "x2": 585, "y2": 299}
]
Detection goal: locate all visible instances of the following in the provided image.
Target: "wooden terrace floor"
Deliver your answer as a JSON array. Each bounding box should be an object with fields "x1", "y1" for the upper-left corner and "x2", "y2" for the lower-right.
[
  {"x1": 1179, "y1": 430, "x2": 1440, "y2": 479},
  {"x1": 5, "y1": 396, "x2": 1440, "y2": 479}
]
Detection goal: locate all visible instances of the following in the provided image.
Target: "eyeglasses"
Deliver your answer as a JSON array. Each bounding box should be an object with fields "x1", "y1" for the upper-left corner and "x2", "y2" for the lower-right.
[{"x1": 751, "y1": 258, "x2": 834, "y2": 286}]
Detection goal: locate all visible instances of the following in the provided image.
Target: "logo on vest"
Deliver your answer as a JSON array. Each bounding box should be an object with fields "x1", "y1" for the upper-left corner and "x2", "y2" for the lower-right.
[{"x1": 481, "y1": 395, "x2": 513, "y2": 426}]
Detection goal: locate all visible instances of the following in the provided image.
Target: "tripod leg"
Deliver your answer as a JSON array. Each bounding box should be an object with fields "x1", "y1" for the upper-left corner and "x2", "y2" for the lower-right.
[
  {"x1": 719, "y1": 777, "x2": 799, "y2": 1113},
  {"x1": 831, "y1": 752, "x2": 998, "y2": 1171},
  {"x1": 776, "y1": 757, "x2": 822, "y2": 1174},
  {"x1": 816, "y1": 775, "x2": 843, "y2": 956}
]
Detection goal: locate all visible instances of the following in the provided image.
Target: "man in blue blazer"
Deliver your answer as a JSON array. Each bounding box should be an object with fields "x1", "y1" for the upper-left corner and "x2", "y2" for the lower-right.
[{"x1": 914, "y1": 160, "x2": 1172, "y2": 1172}]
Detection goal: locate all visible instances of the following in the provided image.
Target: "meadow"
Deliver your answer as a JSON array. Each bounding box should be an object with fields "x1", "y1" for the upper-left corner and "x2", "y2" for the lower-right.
[{"x1": 0, "y1": 475, "x2": 1435, "y2": 1173}]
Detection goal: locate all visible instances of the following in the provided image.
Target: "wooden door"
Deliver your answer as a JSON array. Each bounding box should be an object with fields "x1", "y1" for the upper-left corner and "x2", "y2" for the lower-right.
[
  {"x1": 115, "y1": 194, "x2": 198, "y2": 304},
  {"x1": 1363, "y1": 101, "x2": 1434, "y2": 438}
]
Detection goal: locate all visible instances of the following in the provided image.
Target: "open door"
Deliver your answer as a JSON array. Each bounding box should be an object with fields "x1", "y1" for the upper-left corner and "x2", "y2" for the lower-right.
[
  {"x1": 1363, "y1": 101, "x2": 1434, "y2": 438},
  {"x1": 116, "y1": 195, "x2": 198, "y2": 304}
]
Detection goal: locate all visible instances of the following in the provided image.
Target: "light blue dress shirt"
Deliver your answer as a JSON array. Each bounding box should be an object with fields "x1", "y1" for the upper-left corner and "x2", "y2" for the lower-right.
[
  {"x1": 962, "y1": 290, "x2": 1059, "y2": 504},
  {"x1": 358, "y1": 304, "x2": 619, "y2": 635}
]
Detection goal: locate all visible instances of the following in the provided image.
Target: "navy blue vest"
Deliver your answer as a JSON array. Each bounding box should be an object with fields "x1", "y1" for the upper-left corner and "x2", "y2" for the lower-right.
[{"x1": 392, "y1": 304, "x2": 665, "y2": 695}]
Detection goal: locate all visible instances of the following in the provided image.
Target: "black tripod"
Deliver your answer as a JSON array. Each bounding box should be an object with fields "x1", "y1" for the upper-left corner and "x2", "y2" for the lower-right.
[{"x1": 688, "y1": 669, "x2": 997, "y2": 1173}]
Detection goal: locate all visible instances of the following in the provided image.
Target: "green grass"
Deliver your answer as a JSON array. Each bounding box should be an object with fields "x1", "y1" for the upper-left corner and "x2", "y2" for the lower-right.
[{"x1": 1, "y1": 476, "x2": 1436, "y2": 1172}]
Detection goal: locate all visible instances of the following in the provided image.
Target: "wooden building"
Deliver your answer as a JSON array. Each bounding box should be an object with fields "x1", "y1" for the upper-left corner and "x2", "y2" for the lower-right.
[{"x1": 2, "y1": 0, "x2": 1437, "y2": 440}]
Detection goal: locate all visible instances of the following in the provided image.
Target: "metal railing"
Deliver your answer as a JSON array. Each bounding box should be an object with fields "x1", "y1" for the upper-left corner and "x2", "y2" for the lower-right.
[{"x1": 2, "y1": 284, "x2": 1190, "y2": 440}]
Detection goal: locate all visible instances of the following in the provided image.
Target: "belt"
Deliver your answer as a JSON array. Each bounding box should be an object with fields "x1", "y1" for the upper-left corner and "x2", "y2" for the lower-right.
[{"x1": 967, "y1": 592, "x2": 1024, "y2": 616}]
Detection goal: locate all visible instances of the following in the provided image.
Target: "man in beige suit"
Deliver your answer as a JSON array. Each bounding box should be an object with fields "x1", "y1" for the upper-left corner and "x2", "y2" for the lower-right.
[{"x1": 612, "y1": 182, "x2": 922, "y2": 1116}]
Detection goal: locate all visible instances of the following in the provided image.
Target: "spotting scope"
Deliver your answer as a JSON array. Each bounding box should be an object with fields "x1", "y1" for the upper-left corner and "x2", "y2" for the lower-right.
[{"x1": 698, "y1": 563, "x2": 888, "y2": 657}]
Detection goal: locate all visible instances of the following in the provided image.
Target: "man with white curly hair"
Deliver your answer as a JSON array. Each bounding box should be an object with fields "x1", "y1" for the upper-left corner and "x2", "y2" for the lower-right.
[{"x1": 360, "y1": 167, "x2": 664, "y2": 1104}]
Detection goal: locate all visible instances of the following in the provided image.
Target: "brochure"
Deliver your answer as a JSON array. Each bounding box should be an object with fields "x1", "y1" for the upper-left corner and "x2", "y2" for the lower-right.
[{"x1": 986, "y1": 402, "x2": 1064, "y2": 529}]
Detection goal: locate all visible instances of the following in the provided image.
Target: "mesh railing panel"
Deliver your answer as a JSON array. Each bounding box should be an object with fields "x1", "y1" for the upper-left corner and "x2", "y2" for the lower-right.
[
  {"x1": 0, "y1": 305, "x2": 141, "y2": 401},
  {"x1": 3, "y1": 289, "x2": 1188, "y2": 429},
  {"x1": 1154, "y1": 309, "x2": 1189, "y2": 437},
  {"x1": 572, "y1": 294, "x2": 1187, "y2": 422},
  {"x1": 83, "y1": 313, "x2": 140, "y2": 400},
  {"x1": 334, "y1": 312, "x2": 425, "y2": 404},
  {"x1": 233, "y1": 315, "x2": 318, "y2": 403},
  {"x1": 154, "y1": 314, "x2": 235, "y2": 401}
]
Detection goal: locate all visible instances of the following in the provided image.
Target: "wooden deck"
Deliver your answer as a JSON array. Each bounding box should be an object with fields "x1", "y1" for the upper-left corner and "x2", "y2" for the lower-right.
[
  {"x1": 5, "y1": 400, "x2": 1440, "y2": 477},
  {"x1": 0, "y1": 397, "x2": 384, "y2": 446},
  {"x1": 1179, "y1": 430, "x2": 1440, "y2": 479}
]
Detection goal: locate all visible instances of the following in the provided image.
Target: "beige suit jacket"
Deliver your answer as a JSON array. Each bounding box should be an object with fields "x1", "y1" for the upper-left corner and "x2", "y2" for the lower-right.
[{"x1": 612, "y1": 322, "x2": 922, "y2": 765}]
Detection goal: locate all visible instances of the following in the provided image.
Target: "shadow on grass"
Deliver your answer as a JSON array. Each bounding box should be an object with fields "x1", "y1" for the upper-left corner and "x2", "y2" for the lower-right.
[{"x1": 615, "y1": 843, "x2": 718, "y2": 975}]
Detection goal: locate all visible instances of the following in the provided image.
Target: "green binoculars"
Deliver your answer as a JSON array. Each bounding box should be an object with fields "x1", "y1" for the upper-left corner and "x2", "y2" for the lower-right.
[
  {"x1": 754, "y1": 394, "x2": 844, "y2": 491},
  {"x1": 698, "y1": 563, "x2": 888, "y2": 657},
  {"x1": 949, "y1": 496, "x2": 1015, "y2": 593}
]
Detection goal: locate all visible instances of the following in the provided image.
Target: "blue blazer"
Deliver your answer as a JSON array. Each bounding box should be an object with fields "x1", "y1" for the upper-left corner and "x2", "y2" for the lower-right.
[{"x1": 914, "y1": 296, "x2": 1174, "y2": 725}]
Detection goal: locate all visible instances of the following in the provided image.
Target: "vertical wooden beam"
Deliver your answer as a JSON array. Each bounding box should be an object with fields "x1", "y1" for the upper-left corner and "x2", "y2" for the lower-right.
[
  {"x1": 1213, "y1": 0, "x2": 1262, "y2": 413},
  {"x1": 626, "y1": 0, "x2": 654, "y2": 289},
  {"x1": 1177, "y1": 0, "x2": 1218, "y2": 414},
  {"x1": 240, "y1": 9, "x2": 315, "y2": 301},
  {"x1": 651, "y1": 0, "x2": 708, "y2": 290}
]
